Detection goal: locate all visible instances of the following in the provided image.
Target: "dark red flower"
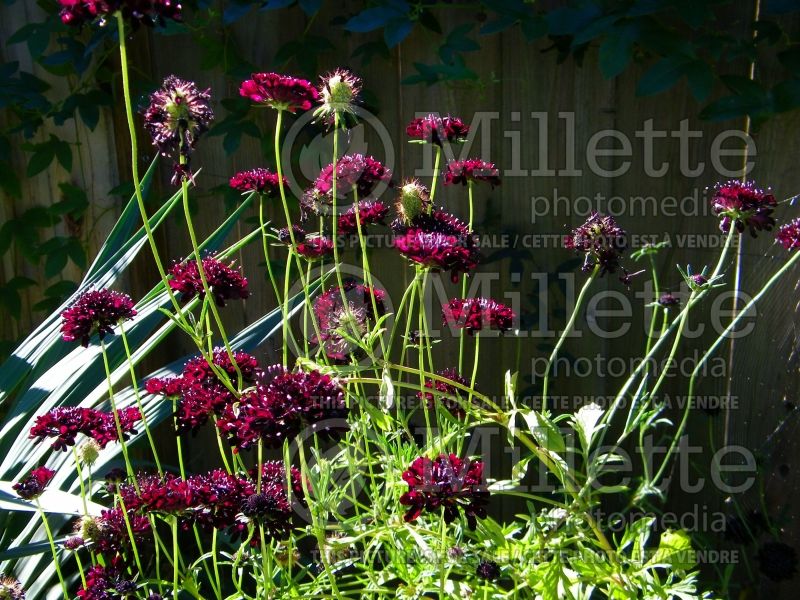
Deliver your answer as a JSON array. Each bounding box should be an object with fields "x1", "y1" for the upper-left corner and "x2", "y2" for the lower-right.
[
  {"x1": 564, "y1": 212, "x2": 627, "y2": 275},
  {"x1": 60, "y1": 289, "x2": 136, "y2": 347},
  {"x1": 399, "y1": 454, "x2": 488, "y2": 530},
  {"x1": 146, "y1": 348, "x2": 260, "y2": 434},
  {"x1": 13, "y1": 466, "x2": 56, "y2": 500},
  {"x1": 417, "y1": 368, "x2": 471, "y2": 417},
  {"x1": 58, "y1": 0, "x2": 182, "y2": 28},
  {"x1": 312, "y1": 280, "x2": 386, "y2": 361},
  {"x1": 711, "y1": 180, "x2": 777, "y2": 237},
  {"x1": 657, "y1": 292, "x2": 680, "y2": 308},
  {"x1": 119, "y1": 472, "x2": 193, "y2": 514},
  {"x1": 217, "y1": 366, "x2": 347, "y2": 450},
  {"x1": 142, "y1": 76, "x2": 213, "y2": 182},
  {"x1": 183, "y1": 469, "x2": 255, "y2": 532},
  {"x1": 295, "y1": 235, "x2": 334, "y2": 260},
  {"x1": 301, "y1": 154, "x2": 392, "y2": 216},
  {"x1": 406, "y1": 114, "x2": 469, "y2": 146},
  {"x1": 337, "y1": 200, "x2": 389, "y2": 235},
  {"x1": 777, "y1": 218, "x2": 800, "y2": 250},
  {"x1": 239, "y1": 73, "x2": 319, "y2": 113},
  {"x1": 277, "y1": 225, "x2": 306, "y2": 244},
  {"x1": 30, "y1": 406, "x2": 141, "y2": 451},
  {"x1": 442, "y1": 298, "x2": 515, "y2": 335},
  {"x1": 77, "y1": 564, "x2": 133, "y2": 600},
  {"x1": 168, "y1": 255, "x2": 249, "y2": 307},
  {"x1": 92, "y1": 508, "x2": 151, "y2": 556},
  {"x1": 444, "y1": 159, "x2": 500, "y2": 188},
  {"x1": 229, "y1": 168, "x2": 287, "y2": 197}
]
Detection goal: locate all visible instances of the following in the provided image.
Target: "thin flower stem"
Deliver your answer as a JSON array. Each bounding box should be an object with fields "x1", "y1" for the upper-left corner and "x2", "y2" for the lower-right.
[
  {"x1": 72, "y1": 447, "x2": 89, "y2": 515},
  {"x1": 173, "y1": 398, "x2": 186, "y2": 479},
  {"x1": 642, "y1": 254, "x2": 660, "y2": 366},
  {"x1": 119, "y1": 322, "x2": 163, "y2": 474},
  {"x1": 541, "y1": 265, "x2": 599, "y2": 403},
  {"x1": 457, "y1": 182, "x2": 474, "y2": 372},
  {"x1": 180, "y1": 167, "x2": 244, "y2": 389},
  {"x1": 115, "y1": 13, "x2": 184, "y2": 319},
  {"x1": 172, "y1": 516, "x2": 180, "y2": 593},
  {"x1": 259, "y1": 195, "x2": 284, "y2": 306},
  {"x1": 653, "y1": 247, "x2": 800, "y2": 487},
  {"x1": 429, "y1": 145, "x2": 442, "y2": 204},
  {"x1": 116, "y1": 493, "x2": 146, "y2": 589},
  {"x1": 100, "y1": 340, "x2": 136, "y2": 486},
  {"x1": 36, "y1": 502, "x2": 70, "y2": 599}
]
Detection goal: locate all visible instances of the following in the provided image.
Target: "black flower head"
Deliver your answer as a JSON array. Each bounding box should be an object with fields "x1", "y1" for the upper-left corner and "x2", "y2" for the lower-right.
[
  {"x1": 61, "y1": 289, "x2": 137, "y2": 346},
  {"x1": 564, "y1": 212, "x2": 627, "y2": 275},
  {"x1": 13, "y1": 467, "x2": 56, "y2": 500},
  {"x1": 143, "y1": 76, "x2": 213, "y2": 183},
  {"x1": 475, "y1": 559, "x2": 501, "y2": 581}
]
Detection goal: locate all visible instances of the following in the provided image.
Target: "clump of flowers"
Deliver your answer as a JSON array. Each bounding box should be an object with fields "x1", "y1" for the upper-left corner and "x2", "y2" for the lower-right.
[
  {"x1": 406, "y1": 114, "x2": 469, "y2": 146},
  {"x1": 442, "y1": 298, "x2": 515, "y2": 335},
  {"x1": 312, "y1": 280, "x2": 386, "y2": 361},
  {"x1": 399, "y1": 454, "x2": 489, "y2": 530},
  {"x1": 77, "y1": 564, "x2": 134, "y2": 600},
  {"x1": 229, "y1": 168, "x2": 286, "y2": 197},
  {"x1": 168, "y1": 255, "x2": 249, "y2": 306},
  {"x1": 302, "y1": 154, "x2": 392, "y2": 215},
  {"x1": 444, "y1": 159, "x2": 501, "y2": 188},
  {"x1": 60, "y1": 289, "x2": 137, "y2": 346},
  {"x1": 564, "y1": 212, "x2": 628, "y2": 275},
  {"x1": 337, "y1": 200, "x2": 389, "y2": 235},
  {"x1": 711, "y1": 180, "x2": 777, "y2": 236},
  {"x1": 316, "y1": 69, "x2": 362, "y2": 123},
  {"x1": 13, "y1": 467, "x2": 56, "y2": 500},
  {"x1": 240, "y1": 461, "x2": 304, "y2": 541},
  {"x1": 29, "y1": 406, "x2": 142, "y2": 450},
  {"x1": 146, "y1": 348, "x2": 260, "y2": 434},
  {"x1": 240, "y1": 73, "x2": 319, "y2": 113},
  {"x1": 91, "y1": 508, "x2": 151, "y2": 557},
  {"x1": 216, "y1": 367, "x2": 347, "y2": 450},
  {"x1": 777, "y1": 218, "x2": 800, "y2": 250},
  {"x1": 142, "y1": 75, "x2": 213, "y2": 184},
  {"x1": 417, "y1": 368, "x2": 471, "y2": 417},
  {"x1": 393, "y1": 209, "x2": 480, "y2": 282},
  {"x1": 57, "y1": 0, "x2": 183, "y2": 28}
]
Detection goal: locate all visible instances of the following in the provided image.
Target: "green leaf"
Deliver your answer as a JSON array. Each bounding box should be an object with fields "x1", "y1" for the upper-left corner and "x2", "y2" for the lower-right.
[
  {"x1": 0, "y1": 482, "x2": 105, "y2": 515},
  {"x1": 598, "y1": 22, "x2": 638, "y2": 79},
  {"x1": 684, "y1": 60, "x2": 714, "y2": 102},
  {"x1": 649, "y1": 530, "x2": 696, "y2": 571},
  {"x1": 636, "y1": 56, "x2": 689, "y2": 96}
]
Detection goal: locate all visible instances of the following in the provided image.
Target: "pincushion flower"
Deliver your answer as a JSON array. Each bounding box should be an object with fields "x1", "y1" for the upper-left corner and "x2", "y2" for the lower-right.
[
  {"x1": 92, "y1": 508, "x2": 151, "y2": 556},
  {"x1": 417, "y1": 368, "x2": 471, "y2": 417},
  {"x1": 146, "y1": 348, "x2": 260, "y2": 434},
  {"x1": 295, "y1": 234, "x2": 334, "y2": 260},
  {"x1": 393, "y1": 209, "x2": 480, "y2": 282},
  {"x1": 476, "y1": 560, "x2": 501, "y2": 581},
  {"x1": 168, "y1": 255, "x2": 249, "y2": 306},
  {"x1": 777, "y1": 218, "x2": 800, "y2": 250},
  {"x1": 442, "y1": 298, "x2": 515, "y2": 335},
  {"x1": 302, "y1": 154, "x2": 392, "y2": 215},
  {"x1": 395, "y1": 180, "x2": 432, "y2": 224},
  {"x1": 183, "y1": 469, "x2": 255, "y2": 532},
  {"x1": 60, "y1": 289, "x2": 137, "y2": 346},
  {"x1": 0, "y1": 575, "x2": 25, "y2": 600},
  {"x1": 229, "y1": 168, "x2": 286, "y2": 197},
  {"x1": 240, "y1": 73, "x2": 319, "y2": 113},
  {"x1": 444, "y1": 159, "x2": 500, "y2": 188},
  {"x1": 406, "y1": 114, "x2": 469, "y2": 146},
  {"x1": 316, "y1": 69, "x2": 362, "y2": 123},
  {"x1": 30, "y1": 406, "x2": 142, "y2": 451},
  {"x1": 142, "y1": 76, "x2": 213, "y2": 183},
  {"x1": 399, "y1": 454, "x2": 489, "y2": 530},
  {"x1": 564, "y1": 212, "x2": 627, "y2": 275},
  {"x1": 711, "y1": 180, "x2": 777, "y2": 236},
  {"x1": 312, "y1": 281, "x2": 386, "y2": 361},
  {"x1": 657, "y1": 292, "x2": 680, "y2": 308},
  {"x1": 337, "y1": 200, "x2": 389, "y2": 235},
  {"x1": 217, "y1": 367, "x2": 347, "y2": 450},
  {"x1": 13, "y1": 466, "x2": 56, "y2": 500},
  {"x1": 58, "y1": 0, "x2": 182, "y2": 28},
  {"x1": 77, "y1": 565, "x2": 134, "y2": 600}
]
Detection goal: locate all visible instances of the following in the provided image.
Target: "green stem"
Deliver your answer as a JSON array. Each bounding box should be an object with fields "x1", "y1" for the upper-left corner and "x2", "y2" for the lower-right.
[
  {"x1": 36, "y1": 503, "x2": 70, "y2": 599},
  {"x1": 100, "y1": 340, "x2": 135, "y2": 484},
  {"x1": 429, "y1": 145, "x2": 442, "y2": 204},
  {"x1": 457, "y1": 182, "x2": 474, "y2": 372},
  {"x1": 541, "y1": 266, "x2": 599, "y2": 402}
]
